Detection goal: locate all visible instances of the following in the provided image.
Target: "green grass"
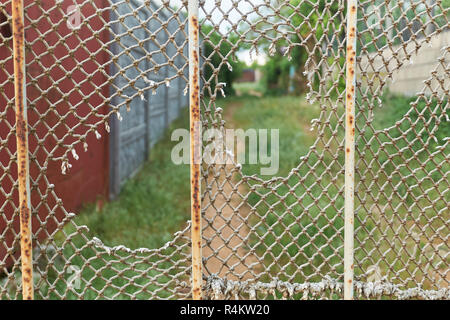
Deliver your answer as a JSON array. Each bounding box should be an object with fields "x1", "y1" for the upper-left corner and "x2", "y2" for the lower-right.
[
  {"x1": 4, "y1": 92, "x2": 445, "y2": 299},
  {"x1": 225, "y1": 95, "x2": 344, "y2": 290},
  {"x1": 224, "y1": 92, "x2": 449, "y2": 294},
  {"x1": 73, "y1": 110, "x2": 191, "y2": 250},
  {"x1": 29, "y1": 109, "x2": 192, "y2": 300},
  {"x1": 225, "y1": 95, "x2": 324, "y2": 177},
  {"x1": 353, "y1": 92, "x2": 449, "y2": 289},
  {"x1": 232, "y1": 81, "x2": 265, "y2": 97}
]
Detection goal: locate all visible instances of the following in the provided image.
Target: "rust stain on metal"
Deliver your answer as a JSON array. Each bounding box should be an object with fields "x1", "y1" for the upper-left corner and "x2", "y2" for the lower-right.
[
  {"x1": 12, "y1": 0, "x2": 33, "y2": 300},
  {"x1": 344, "y1": 0, "x2": 357, "y2": 301},
  {"x1": 189, "y1": 4, "x2": 202, "y2": 300}
]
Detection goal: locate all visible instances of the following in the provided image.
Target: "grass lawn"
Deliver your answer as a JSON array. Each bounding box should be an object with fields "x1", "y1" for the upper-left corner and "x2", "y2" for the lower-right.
[
  {"x1": 224, "y1": 92, "x2": 448, "y2": 292},
  {"x1": 233, "y1": 81, "x2": 265, "y2": 97},
  {"x1": 225, "y1": 95, "x2": 345, "y2": 288},
  {"x1": 9, "y1": 92, "x2": 444, "y2": 299}
]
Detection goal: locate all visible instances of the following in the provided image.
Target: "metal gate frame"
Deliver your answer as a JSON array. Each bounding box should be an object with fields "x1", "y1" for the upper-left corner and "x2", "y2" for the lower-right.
[{"x1": 7, "y1": 0, "x2": 448, "y2": 300}]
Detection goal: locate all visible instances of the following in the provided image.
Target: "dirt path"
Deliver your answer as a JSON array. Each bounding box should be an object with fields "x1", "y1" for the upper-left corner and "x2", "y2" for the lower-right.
[
  {"x1": 234, "y1": 86, "x2": 263, "y2": 98},
  {"x1": 202, "y1": 101, "x2": 260, "y2": 281}
]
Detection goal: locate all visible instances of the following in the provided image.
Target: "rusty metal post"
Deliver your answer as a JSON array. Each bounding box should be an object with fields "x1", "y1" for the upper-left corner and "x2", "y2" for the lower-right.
[
  {"x1": 12, "y1": 0, "x2": 33, "y2": 300},
  {"x1": 188, "y1": 0, "x2": 202, "y2": 300},
  {"x1": 344, "y1": 0, "x2": 357, "y2": 300}
]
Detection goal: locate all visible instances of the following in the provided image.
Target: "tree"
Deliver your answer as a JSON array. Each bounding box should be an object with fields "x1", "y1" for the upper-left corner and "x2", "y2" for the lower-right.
[
  {"x1": 201, "y1": 24, "x2": 244, "y2": 97},
  {"x1": 244, "y1": 0, "x2": 344, "y2": 96}
]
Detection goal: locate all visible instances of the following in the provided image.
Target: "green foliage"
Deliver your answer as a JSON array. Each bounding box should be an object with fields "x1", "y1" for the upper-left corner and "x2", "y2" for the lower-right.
[
  {"x1": 202, "y1": 24, "x2": 245, "y2": 97},
  {"x1": 260, "y1": 55, "x2": 293, "y2": 96},
  {"x1": 258, "y1": 0, "x2": 343, "y2": 96}
]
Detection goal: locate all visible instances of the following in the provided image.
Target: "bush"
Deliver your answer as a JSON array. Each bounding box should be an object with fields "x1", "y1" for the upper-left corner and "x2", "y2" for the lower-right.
[
  {"x1": 260, "y1": 55, "x2": 292, "y2": 96},
  {"x1": 258, "y1": 0, "x2": 345, "y2": 97},
  {"x1": 202, "y1": 25, "x2": 244, "y2": 97},
  {"x1": 377, "y1": 91, "x2": 449, "y2": 144}
]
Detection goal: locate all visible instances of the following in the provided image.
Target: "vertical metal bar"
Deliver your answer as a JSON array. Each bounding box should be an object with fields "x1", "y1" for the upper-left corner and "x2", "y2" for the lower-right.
[
  {"x1": 12, "y1": 0, "x2": 33, "y2": 300},
  {"x1": 188, "y1": 0, "x2": 202, "y2": 300},
  {"x1": 344, "y1": 0, "x2": 357, "y2": 300}
]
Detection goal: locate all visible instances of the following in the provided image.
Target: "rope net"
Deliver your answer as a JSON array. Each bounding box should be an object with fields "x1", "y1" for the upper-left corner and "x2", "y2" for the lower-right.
[{"x1": 0, "y1": 0, "x2": 448, "y2": 299}]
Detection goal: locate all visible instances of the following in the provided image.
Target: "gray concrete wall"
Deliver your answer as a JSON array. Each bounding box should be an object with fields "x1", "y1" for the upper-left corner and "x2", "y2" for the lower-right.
[
  {"x1": 109, "y1": 1, "x2": 189, "y2": 198},
  {"x1": 360, "y1": 31, "x2": 449, "y2": 96}
]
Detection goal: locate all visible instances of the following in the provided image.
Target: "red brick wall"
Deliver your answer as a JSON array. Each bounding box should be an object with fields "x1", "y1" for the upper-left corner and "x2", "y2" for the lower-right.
[{"x1": 0, "y1": 0, "x2": 110, "y2": 267}]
